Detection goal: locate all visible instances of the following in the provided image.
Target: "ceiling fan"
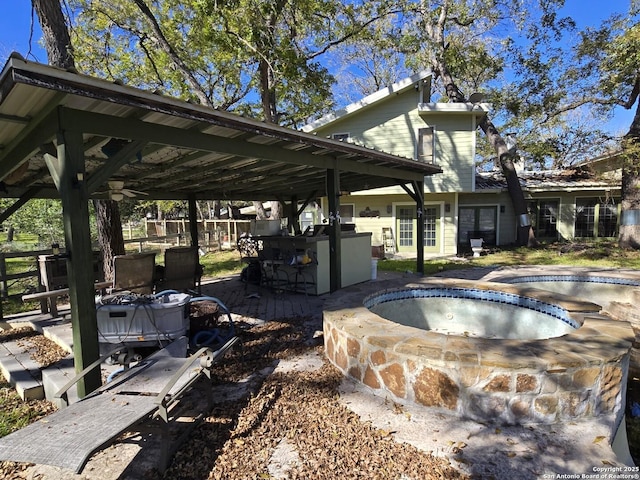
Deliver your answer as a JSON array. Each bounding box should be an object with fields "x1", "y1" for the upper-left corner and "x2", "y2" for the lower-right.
[{"x1": 101, "y1": 180, "x2": 148, "y2": 201}]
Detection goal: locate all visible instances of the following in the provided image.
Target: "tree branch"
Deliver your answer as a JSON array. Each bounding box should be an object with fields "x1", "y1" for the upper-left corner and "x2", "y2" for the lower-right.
[{"x1": 132, "y1": 0, "x2": 212, "y2": 107}]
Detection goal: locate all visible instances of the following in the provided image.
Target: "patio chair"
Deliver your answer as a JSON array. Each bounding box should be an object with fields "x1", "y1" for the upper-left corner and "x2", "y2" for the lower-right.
[
  {"x1": 156, "y1": 246, "x2": 203, "y2": 294},
  {"x1": 112, "y1": 252, "x2": 156, "y2": 294},
  {"x1": 237, "y1": 235, "x2": 263, "y2": 291}
]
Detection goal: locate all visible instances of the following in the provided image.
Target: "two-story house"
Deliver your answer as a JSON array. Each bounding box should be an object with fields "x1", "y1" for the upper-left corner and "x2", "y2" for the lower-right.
[{"x1": 303, "y1": 71, "x2": 621, "y2": 256}]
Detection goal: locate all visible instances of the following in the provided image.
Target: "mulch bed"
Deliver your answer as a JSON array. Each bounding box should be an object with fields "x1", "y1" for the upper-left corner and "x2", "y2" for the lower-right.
[
  {"x1": 160, "y1": 317, "x2": 467, "y2": 480},
  {"x1": 0, "y1": 318, "x2": 467, "y2": 479}
]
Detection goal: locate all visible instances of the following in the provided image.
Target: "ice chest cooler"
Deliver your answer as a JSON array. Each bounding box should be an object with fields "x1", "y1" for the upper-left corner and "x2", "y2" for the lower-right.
[{"x1": 96, "y1": 293, "x2": 190, "y2": 346}]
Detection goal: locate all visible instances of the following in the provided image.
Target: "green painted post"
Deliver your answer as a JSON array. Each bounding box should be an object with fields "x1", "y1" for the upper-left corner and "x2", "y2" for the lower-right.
[
  {"x1": 327, "y1": 168, "x2": 341, "y2": 292},
  {"x1": 55, "y1": 122, "x2": 101, "y2": 397}
]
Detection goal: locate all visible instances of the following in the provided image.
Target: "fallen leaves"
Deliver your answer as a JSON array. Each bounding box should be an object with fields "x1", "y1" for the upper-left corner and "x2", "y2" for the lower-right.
[
  {"x1": 2, "y1": 326, "x2": 69, "y2": 368},
  {"x1": 164, "y1": 317, "x2": 468, "y2": 480}
]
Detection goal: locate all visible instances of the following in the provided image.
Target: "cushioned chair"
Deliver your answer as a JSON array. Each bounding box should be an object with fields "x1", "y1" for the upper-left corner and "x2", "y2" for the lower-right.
[
  {"x1": 158, "y1": 246, "x2": 202, "y2": 294},
  {"x1": 112, "y1": 252, "x2": 156, "y2": 294}
]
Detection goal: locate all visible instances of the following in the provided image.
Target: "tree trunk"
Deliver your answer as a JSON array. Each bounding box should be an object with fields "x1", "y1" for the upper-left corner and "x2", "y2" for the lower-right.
[
  {"x1": 212, "y1": 199, "x2": 221, "y2": 219},
  {"x1": 33, "y1": 0, "x2": 127, "y2": 279},
  {"x1": 269, "y1": 201, "x2": 282, "y2": 220},
  {"x1": 425, "y1": 0, "x2": 537, "y2": 248},
  {"x1": 619, "y1": 98, "x2": 640, "y2": 248},
  {"x1": 93, "y1": 200, "x2": 126, "y2": 281},
  {"x1": 254, "y1": 201, "x2": 268, "y2": 219},
  {"x1": 479, "y1": 117, "x2": 537, "y2": 247},
  {"x1": 431, "y1": 37, "x2": 537, "y2": 247},
  {"x1": 32, "y1": 0, "x2": 74, "y2": 69}
]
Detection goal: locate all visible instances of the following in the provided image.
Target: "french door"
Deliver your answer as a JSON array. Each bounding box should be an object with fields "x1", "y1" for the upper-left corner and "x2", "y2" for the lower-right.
[{"x1": 396, "y1": 205, "x2": 440, "y2": 253}]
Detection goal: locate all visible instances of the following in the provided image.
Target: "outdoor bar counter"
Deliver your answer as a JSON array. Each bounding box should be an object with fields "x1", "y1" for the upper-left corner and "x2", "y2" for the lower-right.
[{"x1": 259, "y1": 232, "x2": 372, "y2": 295}]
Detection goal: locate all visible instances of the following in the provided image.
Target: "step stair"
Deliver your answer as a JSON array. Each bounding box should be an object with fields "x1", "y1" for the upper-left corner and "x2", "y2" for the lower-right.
[
  {"x1": 1, "y1": 314, "x2": 75, "y2": 402},
  {"x1": 0, "y1": 337, "x2": 45, "y2": 400}
]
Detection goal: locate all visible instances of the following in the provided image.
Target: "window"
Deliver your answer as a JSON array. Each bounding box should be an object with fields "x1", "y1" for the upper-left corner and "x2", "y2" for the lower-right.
[
  {"x1": 528, "y1": 200, "x2": 559, "y2": 239},
  {"x1": 331, "y1": 132, "x2": 350, "y2": 142},
  {"x1": 398, "y1": 207, "x2": 414, "y2": 247},
  {"x1": 575, "y1": 197, "x2": 619, "y2": 238},
  {"x1": 458, "y1": 206, "x2": 497, "y2": 246},
  {"x1": 338, "y1": 204, "x2": 354, "y2": 223},
  {"x1": 423, "y1": 206, "x2": 437, "y2": 247},
  {"x1": 417, "y1": 127, "x2": 434, "y2": 163}
]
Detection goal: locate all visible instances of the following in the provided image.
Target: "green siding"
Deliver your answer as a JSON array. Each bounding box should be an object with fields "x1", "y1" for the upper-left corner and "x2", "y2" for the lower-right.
[
  {"x1": 421, "y1": 113, "x2": 475, "y2": 193},
  {"x1": 313, "y1": 89, "x2": 477, "y2": 194},
  {"x1": 328, "y1": 193, "x2": 458, "y2": 256}
]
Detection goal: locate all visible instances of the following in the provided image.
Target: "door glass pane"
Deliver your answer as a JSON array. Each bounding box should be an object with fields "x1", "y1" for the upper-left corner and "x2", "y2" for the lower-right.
[
  {"x1": 598, "y1": 200, "x2": 618, "y2": 237},
  {"x1": 423, "y1": 206, "x2": 437, "y2": 247},
  {"x1": 529, "y1": 200, "x2": 558, "y2": 238},
  {"x1": 398, "y1": 207, "x2": 414, "y2": 247},
  {"x1": 458, "y1": 208, "x2": 475, "y2": 244},
  {"x1": 458, "y1": 206, "x2": 496, "y2": 246},
  {"x1": 575, "y1": 198, "x2": 596, "y2": 237},
  {"x1": 539, "y1": 200, "x2": 558, "y2": 238},
  {"x1": 478, "y1": 208, "x2": 494, "y2": 230}
]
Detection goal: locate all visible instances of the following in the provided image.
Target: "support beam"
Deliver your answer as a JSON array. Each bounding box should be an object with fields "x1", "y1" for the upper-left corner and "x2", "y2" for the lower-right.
[
  {"x1": 401, "y1": 180, "x2": 425, "y2": 275},
  {"x1": 289, "y1": 195, "x2": 298, "y2": 234},
  {"x1": 55, "y1": 127, "x2": 101, "y2": 397},
  {"x1": 58, "y1": 107, "x2": 428, "y2": 181},
  {"x1": 414, "y1": 180, "x2": 425, "y2": 275},
  {"x1": 188, "y1": 195, "x2": 198, "y2": 248},
  {"x1": 326, "y1": 168, "x2": 341, "y2": 292},
  {"x1": 86, "y1": 139, "x2": 148, "y2": 194}
]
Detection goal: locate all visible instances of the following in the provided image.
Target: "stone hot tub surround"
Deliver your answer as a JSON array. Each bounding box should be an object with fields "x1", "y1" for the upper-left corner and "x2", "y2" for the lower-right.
[{"x1": 323, "y1": 277, "x2": 634, "y2": 432}]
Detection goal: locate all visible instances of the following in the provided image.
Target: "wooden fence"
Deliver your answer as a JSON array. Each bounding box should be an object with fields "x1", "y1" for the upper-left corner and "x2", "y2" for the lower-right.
[
  {"x1": 0, "y1": 219, "x2": 254, "y2": 320},
  {"x1": 144, "y1": 219, "x2": 251, "y2": 250}
]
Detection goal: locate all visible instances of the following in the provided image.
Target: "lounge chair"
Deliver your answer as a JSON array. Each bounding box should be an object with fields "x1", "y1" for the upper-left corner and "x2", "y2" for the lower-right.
[{"x1": 0, "y1": 336, "x2": 240, "y2": 473}]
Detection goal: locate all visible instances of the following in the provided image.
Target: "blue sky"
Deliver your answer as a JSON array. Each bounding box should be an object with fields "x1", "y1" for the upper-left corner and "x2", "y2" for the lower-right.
[{"x1": 0, "y1": 1, "x2": 634, "y2": 133}]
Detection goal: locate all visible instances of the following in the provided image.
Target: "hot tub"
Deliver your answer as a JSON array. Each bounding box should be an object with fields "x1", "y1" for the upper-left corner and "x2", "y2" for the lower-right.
[
  {"x1": 365, "y1": 287, "x2": 578, "y2": 340},
  {"x1": 324, "y1": 277, "x2": 634, "y2": 429},
  {"x1": 96, "y1": 292, "x2": 190, "y2": 348}
]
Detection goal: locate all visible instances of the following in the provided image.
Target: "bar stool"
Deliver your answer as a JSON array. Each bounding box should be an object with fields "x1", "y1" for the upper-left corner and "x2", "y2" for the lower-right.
[
  {"x1": 285, "y1": 249, "x2": 317, "y2": 295},
  {"x1": 260, "y1": 246, "x2": 288, "y2": 291}
]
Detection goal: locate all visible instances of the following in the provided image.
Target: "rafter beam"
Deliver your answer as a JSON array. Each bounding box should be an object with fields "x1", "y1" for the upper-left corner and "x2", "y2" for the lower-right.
[{"x1": 57, "y1": 107, "x2": 427, "y2": 182}]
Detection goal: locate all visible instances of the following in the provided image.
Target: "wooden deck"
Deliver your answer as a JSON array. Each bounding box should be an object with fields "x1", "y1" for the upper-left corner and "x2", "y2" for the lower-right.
[{"x1": 197, "y1": 274, "x2": 327, "y2": 324}]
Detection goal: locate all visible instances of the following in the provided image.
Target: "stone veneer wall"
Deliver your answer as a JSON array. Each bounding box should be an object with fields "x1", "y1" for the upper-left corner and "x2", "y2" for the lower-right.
[{"x1": 323, "y1": 278, "x2": 635, "y2": 436}]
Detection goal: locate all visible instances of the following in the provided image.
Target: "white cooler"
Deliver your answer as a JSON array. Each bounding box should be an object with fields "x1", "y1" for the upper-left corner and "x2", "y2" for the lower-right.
[{"x1": 96, "y1": 293, "x2": 190, "y2": 346}]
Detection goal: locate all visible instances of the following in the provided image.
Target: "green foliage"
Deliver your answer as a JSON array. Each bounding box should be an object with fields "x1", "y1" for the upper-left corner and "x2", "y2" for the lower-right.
[
  {"x1": 67, "y1": 0, "x2": 348, "y2": 125},
  {"x1": 0, "y1": 199, "x2": 65, "y2": 246}
]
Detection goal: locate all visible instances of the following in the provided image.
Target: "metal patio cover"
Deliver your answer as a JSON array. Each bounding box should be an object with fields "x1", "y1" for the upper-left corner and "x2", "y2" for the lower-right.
[
  {"x1": 0, "y1": 54, "x2": 441, "y2": 204},
  {"x1": 0, "y1": 53, "x2": 441, "y2": 397}
]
